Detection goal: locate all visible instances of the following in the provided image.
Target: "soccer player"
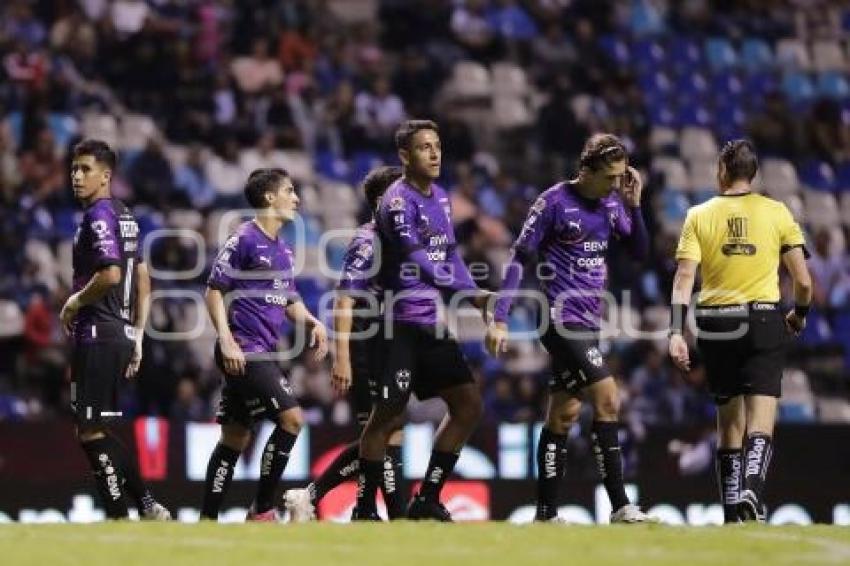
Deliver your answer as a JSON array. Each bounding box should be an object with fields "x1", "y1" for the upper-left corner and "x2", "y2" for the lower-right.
[
  {"x1": 200, "y1": 168, "x2": 329, "y2": 521},
  {"x1": 351, "y1": 120, "x2": 490, "y2": 521},
  {"x1": 668, "y1": 140, "x2": 812, "y2": 523},
  {"x1": 283, "y1": 165, "x2": 406, "y2": 522},
  {"x1": 59, "y1": 139, "x2": 170, "y2": 521},
  {"x1": 485, "y1": 133, "x2": 655, "y2": 523}
]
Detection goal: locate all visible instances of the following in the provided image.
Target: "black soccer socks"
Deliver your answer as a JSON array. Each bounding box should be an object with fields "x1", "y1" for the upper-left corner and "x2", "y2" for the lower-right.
[
  {"x1": 102, "y1": 433, "x2": 156, "y2": 514},
  {"x1": 535, "y1": 427, "x2": 569, "y2": 520},
  {"x1": 417, "y1": 450, "x2": 459, "y2": 503},
  {"x1": 313, "y1": 440, "x2": 360, "y2": 502},
  {"x1": 382, "y1": 444, "x2": 405, "y2": 519},
  {"x1": 201, "y1": 443, "x2": 240, "y2": 519},
  {"x1": 354, "y1": 458, "x2": 385, "y2": 515},
  {"x1": 743, "y1": 433, "x2": 773, "y2": 504},
  {"x1": 591, "y1": 421, "x2": 630, "y2": 512},
  {"x1": 80, "y1": 437, "x2": 130, "y2": 519},
  {"x1": 254, "y1": 427, "x2": 298, "y2": 513},
  {"x1": 716, "y1": 448, "x2": 742, "y2": 523}
]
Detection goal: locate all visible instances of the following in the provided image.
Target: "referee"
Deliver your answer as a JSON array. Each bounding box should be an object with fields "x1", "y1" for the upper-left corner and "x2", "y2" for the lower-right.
[{"x1": 667, "y1": 140, "x2": 813, "y2": 524}]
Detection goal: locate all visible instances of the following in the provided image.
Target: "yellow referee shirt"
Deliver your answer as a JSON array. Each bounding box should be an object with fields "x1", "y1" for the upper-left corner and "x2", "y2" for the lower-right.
[{"x1": 675, "y1": 193, "x2": 807, "y2": 306}]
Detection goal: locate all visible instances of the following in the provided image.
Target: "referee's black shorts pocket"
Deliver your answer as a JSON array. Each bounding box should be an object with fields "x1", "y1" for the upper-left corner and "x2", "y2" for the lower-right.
[{"x1": 750, "y1": 312, "x2": 786, "y2": 351}]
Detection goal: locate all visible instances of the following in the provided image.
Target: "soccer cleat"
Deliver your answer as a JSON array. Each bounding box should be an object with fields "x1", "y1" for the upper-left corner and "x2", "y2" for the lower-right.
[
  {"x1": 610, "y1": 504, "x2": 659, "y2": 524},
  {"x1": 737, "y1": 490, "x2": 766, "y2": 523},
  {"x1": 140, "y1": 502, "x2": 172, "y2": 521},
  {"x1": 350, "y1": 506, "x2": 382, "y2": 521},
  {"x1": 283, "y1": 489, "x2": 316, "y2": 523},
  {"x1": 537, "y1": 515, "x2": 571, "y2": 524},
  {"x1": 246, "y1": 504, "x2": 280, "y2": 522},
  {"x1": 406, "y1": 495, "x2": 453, "y2": 522}
]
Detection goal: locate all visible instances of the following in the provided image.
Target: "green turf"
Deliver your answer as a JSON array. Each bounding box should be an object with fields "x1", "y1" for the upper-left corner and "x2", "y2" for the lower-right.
[{"x1": 1, "y1": 523, "x2": 849, "y2": 566}]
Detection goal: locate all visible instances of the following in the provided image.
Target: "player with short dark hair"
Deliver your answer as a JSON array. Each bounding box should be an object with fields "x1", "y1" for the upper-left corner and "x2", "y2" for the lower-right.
[
  {"x1": 200, "y1": 168, "x2": 329, "y2": 521},
  {"x1": 668, "y1": 139, "x2": 812, "y2": 523},
  {"x1": 283, "y1": 165, "x2": 406, "y2": 522},
  {"x1": 486, "y1": 133, "x2": 655, "y2": 523},
  {"x1": 60, "y1": 139, "x2": 170, "y2": 520},
  {"x1": 351, "y1": 120, "x2": 490, "y2": 521}
]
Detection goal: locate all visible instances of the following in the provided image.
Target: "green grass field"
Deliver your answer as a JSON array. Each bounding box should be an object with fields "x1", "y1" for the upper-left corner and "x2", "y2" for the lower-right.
[{"x1": 2, "y1": 523, "x2": 849, "y2": 566}]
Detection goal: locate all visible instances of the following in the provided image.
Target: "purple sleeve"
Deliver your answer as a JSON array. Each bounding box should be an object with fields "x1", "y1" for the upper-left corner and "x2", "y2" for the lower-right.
[
  {"x1": 337, "y1": 236, "x2": 375, "y2": 294},
  {"x1": 618, "y1": 205, "x2": 649, "y2": 261},
  {"x1": 86, "y1": 208, "x2": 121, "y2": 270},
  {"x1": 381, "y1": 192, "x2": 423, "y2": 252},
  {"x1": 406, "y1": 246, "x2": 478, "y2": 294},
  {"x1": 493, "y1": 197, "x2": 553, "y2": 322},
  {"x1": 207, "y1": 234, "x2": 241, "y2": 292}
]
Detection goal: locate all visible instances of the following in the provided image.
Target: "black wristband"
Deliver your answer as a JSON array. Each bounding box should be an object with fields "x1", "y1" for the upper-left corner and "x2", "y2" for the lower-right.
[
  {"x1": 670, "y1": 303, "x2": 688, "y2": 335},
  {"x1": 794, "y1": 304, "x2": 810, "y2": 319}
]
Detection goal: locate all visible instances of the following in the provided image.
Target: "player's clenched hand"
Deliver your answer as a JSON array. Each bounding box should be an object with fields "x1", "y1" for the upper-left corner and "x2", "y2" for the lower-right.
[
  {"x1": 125, "y1": 337, "x2": 143, "y2": 379},
  {"x1": 485, "y1": 322, "x2": 509, "y2": 357},
  {"x1": 668, "y1": 333, "x2": 691, "y2": 372},
  {"x1": 331, "y1": 358, "x2": 352, "y2": 395},
  {"x1": 309, "y1": 322, "x2": 329, "y2": 362},
  {"x1": 473, "y1": 290, "x2": 496, "y2": 323},
  {"x1": 220, "y1": 336, "x2": 246, "y2": 376},
  {"x1": 59, "y1": 293, "x2": 82, "y2": 336},
  {"x1": 784, "y1": 310, "x2": 806, "y2": 336},
  {"x1": 620, "y1": 166, "x2": 643, "y2": 207}
]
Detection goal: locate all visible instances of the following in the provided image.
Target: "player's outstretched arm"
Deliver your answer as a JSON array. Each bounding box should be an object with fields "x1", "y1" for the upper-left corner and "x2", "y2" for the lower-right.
[
  {"x1": 668, "y1": 259, "x2": 698, "y2": 372},
  {"x1": 781, "y1": 246, "x2": 813, "y2": 335},
  {"x1": 331, "y1": 293, "x2": 355, "y2": 394},
  {"x1": 60, "y1": 265, "x2": 121, "y2": 335},
  {"x1": 126, "y1": 262, "x2": 150, "y2": 379},
  {"x1": 286, "y1": 301, "x2": 329, "y2": 362},
  {"x1": 205, "y1": 287, "x2": 245, "y2": 375}
]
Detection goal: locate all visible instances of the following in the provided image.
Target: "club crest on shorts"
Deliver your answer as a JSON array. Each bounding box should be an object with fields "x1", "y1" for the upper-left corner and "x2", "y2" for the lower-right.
[
  {"x1": 586, "y1": 347, "x2": 603, "y2": 368},
  {"x1": 395, "y1": 369, "x2": 411, "y2": 392},
  {"x1": 279, "y1": 378, "x2": 293, "y2": 396}
]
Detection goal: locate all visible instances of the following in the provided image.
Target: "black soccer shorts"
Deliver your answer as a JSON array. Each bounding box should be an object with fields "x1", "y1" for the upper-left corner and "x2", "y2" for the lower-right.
[
  {"x1": 350, "y1": 329, "x2": 381, "y2": 427},
  {"x1": 540, "y1": 322, "x2": 611, "y2": 395},
  {"x1": 696, "y1": 303, "x2": 788, "y2": 403},
  {"x1": 214, "y1": 344, "x2": 299, "y2": 428},
  {"x1": 376, "y1": 321, "x2": 474, "y2": 408},
  {"x1": 71, "y1": 335, "x2": 134, "y2": 425}
]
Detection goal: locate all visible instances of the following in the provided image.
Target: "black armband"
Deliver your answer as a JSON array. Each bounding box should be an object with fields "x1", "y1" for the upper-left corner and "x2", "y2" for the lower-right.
[
  {"x1": 670, "y1": 303, "x2": 688, "y2": 335},
  {"x1": 794, "y1": 304, "x2": 810, "y2": 319}
]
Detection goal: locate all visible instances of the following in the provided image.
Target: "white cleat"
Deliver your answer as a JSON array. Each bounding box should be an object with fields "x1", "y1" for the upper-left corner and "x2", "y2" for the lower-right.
[
  {"x1": 539, "y1": 515, "x2": 572, "y2": 524},
  {"x1": 141, "y1": 502, "x2": 172, "y2": 521},
  {"x1": 610, "y1": 504, "x2": 659, "y2": 524},
  {"x1": 283, "y1": 489, "x2": 316, "y2": 523}
]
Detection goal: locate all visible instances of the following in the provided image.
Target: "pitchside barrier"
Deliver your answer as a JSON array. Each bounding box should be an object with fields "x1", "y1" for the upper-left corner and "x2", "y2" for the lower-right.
[{"x1": 1, "y1": 419, "x2": 847, "y2": 524}]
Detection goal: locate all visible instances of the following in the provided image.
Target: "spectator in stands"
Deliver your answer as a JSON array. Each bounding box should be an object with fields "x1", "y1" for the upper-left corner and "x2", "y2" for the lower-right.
[
  {"x1": 230, "y1": 37, "x2": 284, "y2": 96},
  {"x1": 127, "y1": 138, "x2": 174, "y2": 207},
  {"x1": 805, "y1": 98, "x2": 850, "y2": 166},
  {"x1": 205, "y1": 137, "x2": 248, "y2": 207},
  {"x1": 355, "y1": 75, "x2": 406, "y2": 152},
  {"x1": 18, "y1": 128, "x2": 64, "y2": 205},
  {"x1": 747, "y1": 91, "x2": 801, "y2": 159},
  {"x1": 810, "y1": 228, "x2": 850, "y2": 312},
  {"x1": 173, "y1": 144, "x2": 216, "y2": 209},
  {"x1": 451, "y1": 0, "x2": 500, "y2": 62}
]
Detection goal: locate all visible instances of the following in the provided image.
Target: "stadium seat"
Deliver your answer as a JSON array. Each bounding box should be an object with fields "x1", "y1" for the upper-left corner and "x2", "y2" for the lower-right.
[
  {"x1": 744, "y1": 71, "x2": 779, "y2": 102},
  {"x1": 638, "y1": 70, "x2": 673, "y2": 99},
  {"x1": 326, "y1": 0, "x2": 377, "y2": 24},
  {"x1": 652, "y1": 156, "x2": 689, "y2": 191},
  {"x1": 833, "y1": 310, "x2": 850, "y2": 369},
  {"x1": 319, "y1": 180, "x2": 360, "y2": 216},
  {"x1": 775, "y1": 38, "x2": 812, "y2": 70},
  {"x1": 668, "y1": 35, "x2": 704, "y2": 73},
  {"x1": 646, "y1": 100, "x2": 678, "y2": 127},
  {"x1": 119, "y1": 114, "x2": 158, "y2": 151},
  {"x1": 629, "y1": 0, "x2": 665, "y2": 37},
  {"x1": 691, "y1": 190, "x2": 715, "y2": 204},
  {"x1": 451, "y1": 61, "x2": 492, "y2": 100},
  {"x1": 803, "y1": 190, "x2": 839, "y2": 229},
  {"x1": 4, "y1": 111, "x2": 22, "y2": 148},
  {"x1": 797, "y1": 159, "x2": 836, "y2": 192},
  {"x1": 778, "y1": 193, "x2": 805, "y2": 223},
  {"x1": 687, "y1": 159, "x2": 718, "y2": 191},
  {"x1": 570, "y1": 94, "x2": 596, "y2": 124},
  {"x1": 280, "y1": 150, "x2": 314, "y2": 184},
  {"x1": 492, "y1": 97, "x2": 534, "y2": 129},
  {"x1": 705, "y1": 38, "x2": 738, "y2": 70},
  {"x1": 798, "y1": 309, "x2": 832, "y2": 346},
  {"x1": 0, "y1": 300, "x2": 24, "y2": 338},
  {"x1": 52, "y1": 207, "x2": 79, "y2": 239},
  {"x1": 840, "y1": 193, "x2": 850, "y2": 226},
  {"x1": 676, "y1": 103, "x2": 713, "y2": 128},
  {"x1": 675, "y1": 71, "x2": 709, "y2": 99},
  {"x1": 779, "y1": 368, "x2": 815, "y2": 423},
  {"x1": 781, "y1": 71, "x2": 816, "y2": 104},
  {"x1": 163, "y1": 144, "x2": 188, "y2": 168},
  {"x1": 816, "y1": 71, "x2": 850, "y2": 100},
  {"x1": 817, "y1": 397, "x2": 850, "y2": 423},
  {"x1": 811, "y1": 40, "x2": 846, "y2": 72},
  {"x1": 631, "y1": 38, "x2": 667, "y2": 71},
  {"x1": 47, "y1": 113, "x2": 79, "y2": 151},
  {"x1": 598, "y1": 34, "x2": 630, "y2": 68},
  {"x1": 759, "y1": 158, "x2": 800, "y2": 197},
  {"x1": 710, "y1": 72, "x2": 744, "y2": 103},
  {"x1": 349, "y1": 151, "x2": 383, "y2": 187},
  {"x1": 81, "y1": 113, "x2": 119, "y2": 148},
  {"x1": 648, "y1": 126, "x2": 678, "y2": 152},
  {"x1": 713, "y1": 98, "x2": 747, "y2": 141},
  {"x1": 166, "y1": 209, "x2": 204, "y2": 231},
  {"x1": 315, "y1": 150, "x2": 349, "y2": 181},
  {"x1": 740, "y1": 38, "x2": 774, "y2": 72},
  {"x1": 658, "y1": 190, "x2": 690, "y2": 224},
  {"x1": 679, "y1": 127, "x2": 718, "y2": 162},
  {"x1": 491, "y1": 63, "x2": 530, "y2": 98},
  {"x1": 834, "y1": 161, "x2": 850, "y2": 191}
]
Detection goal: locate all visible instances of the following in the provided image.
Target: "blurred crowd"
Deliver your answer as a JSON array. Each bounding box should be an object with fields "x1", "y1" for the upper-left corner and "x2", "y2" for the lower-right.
[{"x1": 1, "y1": 0, "x2": 849, "y2": 428}]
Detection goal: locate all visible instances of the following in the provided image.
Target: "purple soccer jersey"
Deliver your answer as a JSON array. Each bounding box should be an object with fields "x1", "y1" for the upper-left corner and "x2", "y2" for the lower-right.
[
  {"x1": 337, "y1": 221, "x2": 380, "y2": 299},
  {"x1": 207, "y1": 220, "x2": 301, "y2": 353},
  {"x1": 71, "y1": 198, "x2": 141, "y2": 342},
  {"x1": 375, "y1": 178, "x2": 478, "y2": 325},
  {"x1": 494, "y1": 182, "x2": 648, "y2": 329}
]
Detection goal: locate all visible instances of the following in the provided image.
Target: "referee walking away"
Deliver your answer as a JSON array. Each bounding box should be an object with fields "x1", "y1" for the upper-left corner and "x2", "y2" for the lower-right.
[{"x1": 667, "y1": 140, "x2": 813, "y2": 524}]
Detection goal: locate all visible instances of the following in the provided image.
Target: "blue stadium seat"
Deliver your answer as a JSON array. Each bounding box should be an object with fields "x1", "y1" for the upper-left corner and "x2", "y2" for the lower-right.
[
  {"x1": 315, "y1": 150, "x2": 350, "y2": 181},
  {"x1": 797, "y1": 159, "x2": 836, "y2": 192},
  {"x1": 638, "y1": 70, "x2": 672, "y2": 98},
  {"x1": 349, "y1": 151, "x2": 383, "y2": 186},
  {"x1": 598, "y1": 34, "x2": 630, "y2": 68},
  {"x1": 710, "y1": 72, "x2": 744, "y2": 104},
  {"x1": 660, "y1": 191, "x2": 690, "y2": 222},
  {"x1": 47, "y1": 113, "x2": 78, "y2": 150},
  {"x1": 705, "y1": 38, "x2": 738, "y2": 70},
  {"x1": 675, "y1": 71, "x2": 709, "y2": 98},
  {"x1": 677, "y1": 103, "x2": 713, "y2": 127},
  {"x1": 691, "y1": 190, "x2": 716, "y2": 205},
  {"x1": 631, "y1": 38, "x2": 667, "y2": 70},
  {"x1": 833, "y1": 310, "x2": 850, "y2": 368},
  {"x1": 713, "y1": 98, "x2": 746, "y2": 140},
  {"x1": 325, "y1": 241, "x2": 347, "y2": 272},
  {"x1": 5, "y1": 111, "x2": 22, "y2": 147},
  {"x1": 798, "y1": 309, "x2": 832, "y2": 346},
  {"x1": 647, "y1": 102, "x2": 678, "y2": 127},
  {"x1": 816, "y1": 71, "x2": 850, "y2": 100},
  {"x1": 745, "y1": 72, "x2": 779, "y2": 101},
  {"x1": 778, "y1": 403, "x2": 815, "y2": 423},
  {"x1": 782, "y1": 71, "x2": 816, "y2": 104},
  {"x1": 629, "y1": 0, "x2": 665, "y2": 37},
  {"x1": 833, "y1": 161, "x2": 850, "y2": 190},
  {"x1": 668, "y1": 35, "x2": 704, "y2": 72},
  {"x1": 52, "y1": 207, "x2": 79, "y2": 239},
  {"x1": 740, "y1": 38, "x2": 774, "y2": 72}
]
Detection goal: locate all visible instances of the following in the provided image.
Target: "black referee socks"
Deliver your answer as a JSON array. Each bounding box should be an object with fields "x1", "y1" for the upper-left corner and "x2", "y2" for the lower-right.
[
  {"x1": 743, "y1": 433, "x2": 773, "y2": 504},
  {"x1": 716, "y1": 448, "x2": 742, "y2": 523}
]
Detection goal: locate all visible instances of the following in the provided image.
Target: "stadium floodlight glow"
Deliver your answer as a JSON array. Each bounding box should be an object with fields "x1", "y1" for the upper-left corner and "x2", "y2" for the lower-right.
[
  {"x1": 142, "y1": 228, "x2": 207, "y2": 280},
  {"x1": 144, "y1": 289, "x2": 207, "y2": 342}
]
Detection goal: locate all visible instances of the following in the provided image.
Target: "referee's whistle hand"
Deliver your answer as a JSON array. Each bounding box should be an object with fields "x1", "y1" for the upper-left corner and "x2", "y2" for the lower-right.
[{"x1": 668, "y1": 334, "x2": 691, "y2": 372}]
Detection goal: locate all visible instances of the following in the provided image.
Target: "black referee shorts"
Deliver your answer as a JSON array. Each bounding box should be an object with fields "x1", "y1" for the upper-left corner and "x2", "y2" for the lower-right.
[{"x1": 695, "y1": 302, "x2": 789, "y2": 403}]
